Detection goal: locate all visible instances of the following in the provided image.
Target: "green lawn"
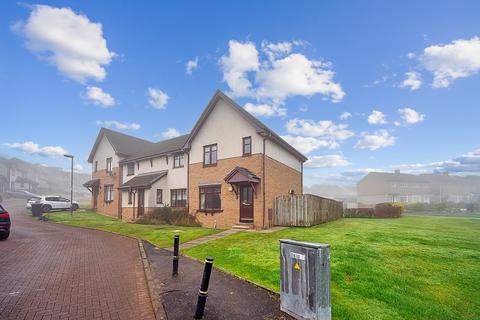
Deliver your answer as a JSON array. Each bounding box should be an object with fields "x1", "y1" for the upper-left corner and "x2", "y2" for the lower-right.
[
  {"x1": 47, "y1": 211, "x2": 221, "y2": 248},
  {"x1": 184, "y1": 215, "x2": 480, "y2": 320}
]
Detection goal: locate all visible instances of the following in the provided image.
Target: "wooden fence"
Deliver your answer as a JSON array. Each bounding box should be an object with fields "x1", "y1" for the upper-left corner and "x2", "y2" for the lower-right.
[{"x1": 274, "y1": 194, "x2": 343, "y2": 227}]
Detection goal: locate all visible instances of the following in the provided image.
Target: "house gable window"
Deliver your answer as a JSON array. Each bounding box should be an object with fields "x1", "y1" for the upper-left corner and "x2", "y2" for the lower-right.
[
  {"x1": 156, "y1": 189, "x2": 163, "y2": 204},
  {"x1": 127, "y1": 163, "x2": 135, "y2": 176},
  {"x1": 106, "y1": 158, "x2": 112, "y2": 173},
  {"x1": 173, "y1": 153, "x2": 184, "y2": 168},
  {"x1": 104, "y1": 185, "x2": 114, "y2": 202},
  {"x1": 242, "y1": 136, "x2": 252, "y2": 156},
  {"x1": 203, "y1": 144, "x2": 217, "y2": 167},
  {"x1": 94, "y1": 161, "x2": 98, "y2": 172},
  {"x1": 199, "y1": 186, "x2": 221, "y2": 212},
  {"x1": 171, "y1": 189, "x2": 187, "y2": 207}
]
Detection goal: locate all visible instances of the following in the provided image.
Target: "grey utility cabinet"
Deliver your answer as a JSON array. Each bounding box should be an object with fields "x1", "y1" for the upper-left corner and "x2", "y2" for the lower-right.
[{"x1": 279, "y1": 239, "x2": 331, "y2": 320}]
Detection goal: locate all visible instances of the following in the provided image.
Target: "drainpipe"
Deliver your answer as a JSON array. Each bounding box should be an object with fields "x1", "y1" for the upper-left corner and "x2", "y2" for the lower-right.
[{"x1": 261, "y1": 131, "x2": 271, "y2": 229}]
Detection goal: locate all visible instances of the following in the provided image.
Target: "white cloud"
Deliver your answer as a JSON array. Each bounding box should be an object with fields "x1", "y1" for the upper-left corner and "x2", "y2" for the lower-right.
[
  {"x1": 244, "y1": 102, "x2": 287, "y2": 117},
  {"x1": 220, "y1": 40, "x2": 345, "y2": 104},
  {"x1": 96, "y1": 120, "x2": 140, "y2": 130},
  {"x1": 160, "y1": 128, "x2": 181, "y2": 139},
  {"x1": 305, "y1": 155, "x2": 351, "y2": 168},
  {"x1": 73, "y1": 164, "x2": 84, "y2": 172},
  {"x1": 256, "y1": 53, "x2": 345, "y2": 103},
  {"x1": 394, "y1": 148, "x2": 480, "y2": 174},
  {"x1": 285, "y1": 118, "x2": 354, "y2": 140},
  {"x1": 12, "y1": 5, "x2": 115, "y2": 83},
  {"x1": 354, "y1": 130, "x2": 396, "y2": 150},
  {"x1": 399, "y1": 72, "x2": 422, "y2": 91},
  {"x1": 420, "y1": 36, "x2": 480, "y2": 88},
  {"x1": 186, "y1": 56, "x2": 199, "y2": 75},
  {"x1": 261, "y1": 41, "x2": 293, "y2": 61},
  {"x1": 339, "y1": 112, "x2": 352, "y2": 120},
  {"x1": 84, "y1": 86, "x2": 115, "y2": 107},
  {"x1": 367, "y1": 110, "x2": 387, "y2": 125},
  {"x1": 220, "y1": 40, "x2": 259, "y2": 97},
  {"x1": 398, "y1": 108, "x2": 425, "y2": 125},
  {"x1": 281, "y1": 135, "x2": 338, "y2": 154},
  {"x1": 148, "y1": 88, "x2": 169, "y2": 109},
  {"x1": 4, "y1": 141, "x2": 68, "y2": 158}
]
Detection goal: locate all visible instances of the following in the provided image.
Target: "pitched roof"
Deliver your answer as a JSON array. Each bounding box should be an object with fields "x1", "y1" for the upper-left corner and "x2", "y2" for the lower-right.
[
  {"x1": 224, "y1": 166, "x2": 260, "y2": 184},
  {"x1": 120, "y1": 134, "x2": 190, "y2": 163},
  {"x1": 83, "y1": 178, "x2": 99, "y2": 188},
  {"x1": 87, "y1": 128, "x2": 155, "y2": 163},
  {"x1": 185, "y1": 90, "x2": 308, "y2": 162},
  {"x1": 119, "y1": 170, "x2": 168, "y2": 189}
]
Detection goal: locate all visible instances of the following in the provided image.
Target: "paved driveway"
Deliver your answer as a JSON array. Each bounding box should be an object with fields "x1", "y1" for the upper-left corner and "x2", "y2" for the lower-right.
[{"x1": 0, "y1": 200, "x2": 155, "y2": 320}]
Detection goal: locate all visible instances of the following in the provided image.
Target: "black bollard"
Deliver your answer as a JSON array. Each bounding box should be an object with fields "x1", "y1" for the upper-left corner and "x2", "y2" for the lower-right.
[
  {"x1": 194, "y1": 256, "x2": 214, "y2": 319},
  {"x1": 172, "y1": 234, "x2": 180, "y2": 277}
]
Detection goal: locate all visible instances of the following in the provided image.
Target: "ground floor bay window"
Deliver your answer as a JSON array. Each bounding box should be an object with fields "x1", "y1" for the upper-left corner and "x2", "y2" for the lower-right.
[{"x1": 199, "y1": 185, "x2": 221, "y2": 212}]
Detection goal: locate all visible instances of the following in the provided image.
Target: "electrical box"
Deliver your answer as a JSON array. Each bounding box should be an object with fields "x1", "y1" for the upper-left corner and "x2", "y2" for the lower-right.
[{"x1": 279, "y1": 239, "x2": 331, "y2": 320}]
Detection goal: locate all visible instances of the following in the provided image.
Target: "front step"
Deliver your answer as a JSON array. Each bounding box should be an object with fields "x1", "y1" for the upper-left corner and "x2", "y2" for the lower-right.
[{"x1": 232, "y1": 223, "x2": 254, "y2": 230}]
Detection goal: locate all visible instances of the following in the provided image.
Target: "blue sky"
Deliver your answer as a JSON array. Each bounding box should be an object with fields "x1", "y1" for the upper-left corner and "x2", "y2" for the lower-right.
[{"x1": 1, "y1": 1, "x2": 480, "y2": 186}]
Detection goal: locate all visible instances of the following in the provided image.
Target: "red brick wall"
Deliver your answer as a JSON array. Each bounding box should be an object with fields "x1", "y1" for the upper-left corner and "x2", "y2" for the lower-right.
[
  {"x1": 92, "y1": 167, "x2": 121, "y2": 219},
  {"x1": 188, "y1": 153, "x2": 302, "y2": 229}
]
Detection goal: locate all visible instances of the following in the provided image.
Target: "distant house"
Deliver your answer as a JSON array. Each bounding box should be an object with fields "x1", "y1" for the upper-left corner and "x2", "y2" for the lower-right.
[
  {"x1": 85, "y1": 90, "x2": 307, "y2": 229},
  {"x1": 357, "y1": 170, "x2": 480, "y2": 207}
]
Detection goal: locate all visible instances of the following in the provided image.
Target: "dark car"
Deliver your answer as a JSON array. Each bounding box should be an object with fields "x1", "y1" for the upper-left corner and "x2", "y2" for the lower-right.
[{"x1": 0, "y1": 204, "x2": 11, "y2": 240}]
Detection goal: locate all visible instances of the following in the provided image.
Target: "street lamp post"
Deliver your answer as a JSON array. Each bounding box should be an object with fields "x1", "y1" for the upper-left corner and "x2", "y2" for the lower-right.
[{"x1": 64, "y1": 154, "x2": 74, "y2": 216}]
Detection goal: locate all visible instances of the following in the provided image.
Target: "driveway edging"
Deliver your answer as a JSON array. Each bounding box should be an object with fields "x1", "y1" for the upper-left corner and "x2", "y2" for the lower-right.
[{"x1": 138, "y1": 240, "x2": 168, "y2": 320}]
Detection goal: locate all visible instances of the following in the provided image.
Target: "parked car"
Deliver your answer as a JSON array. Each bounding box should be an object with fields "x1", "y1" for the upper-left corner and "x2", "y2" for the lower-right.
[
  {"x1": 26, "y1": 196, "x2": 79, "y2": 213},
  {"x1": 0, "y1": 204, "x2": 11, "y2": 240},
  {"x1": 5, "y1": 190, "x2": 39, "y2": 199}
]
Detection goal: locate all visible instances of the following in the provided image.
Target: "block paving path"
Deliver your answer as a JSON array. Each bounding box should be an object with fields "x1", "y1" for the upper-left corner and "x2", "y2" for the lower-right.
[{"x1": 0, "y1": 200, "x2": 155, "y2": 320}]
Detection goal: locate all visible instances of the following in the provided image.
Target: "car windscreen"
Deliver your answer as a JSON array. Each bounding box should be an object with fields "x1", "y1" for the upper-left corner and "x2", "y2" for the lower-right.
[{"x1": 0, "y1": 205, "x2": 6, "y2": 214}]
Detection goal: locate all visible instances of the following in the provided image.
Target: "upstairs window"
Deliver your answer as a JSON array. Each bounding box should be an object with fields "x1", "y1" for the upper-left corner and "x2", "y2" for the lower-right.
[
  {"x1": 127, "y1": 163, "x2": 135, "y2": 176},
  {"x1": 203, "y1": 144, "x2": 217, "y2": 166},
  {"x1": 104, "y1": 185, "x2": 114, "y2": 202},
  {"x1": 199, "y1": 186, "x2": 221, "y2": 211},
  {"x1": 171, "y1": 189, "x2": 187, "y2": 207},
  {"x1": 94, "y1": 161, "x2": 98, "y2": 172},
  {"x1": 106, "y1": 158, "x2": 113, "y2": 173},
  {"x1": 173, "y1": 153, "x2": 184, "y2": 168},
  {"x1": 242, "y1": 136, "x2": 252, "y2": 156}
]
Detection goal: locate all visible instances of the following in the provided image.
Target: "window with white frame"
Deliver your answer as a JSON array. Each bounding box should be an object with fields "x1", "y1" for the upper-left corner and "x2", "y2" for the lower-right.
[
  {"x1": 106, "y1": 158, "x2": 113, "y2": 173},
  {"x1": 173, "y1": 153, "x2": 184, "y2": 168},
  {"x1": 104, "y1": 185, "x2": 114, "y2": 202}
]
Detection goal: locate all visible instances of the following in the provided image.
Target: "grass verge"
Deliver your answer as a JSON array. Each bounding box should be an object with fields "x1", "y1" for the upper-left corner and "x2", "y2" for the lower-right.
[
  {"x1": 184, "y1": 215, "x2": 480, "y2": 320},
  {"x1": 47, "y1": 211, "x2": 221, "y2": 248}
]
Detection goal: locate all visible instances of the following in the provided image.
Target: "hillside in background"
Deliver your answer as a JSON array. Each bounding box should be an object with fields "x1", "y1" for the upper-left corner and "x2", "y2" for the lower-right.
[{"x1": 0, "y1": 156, "x2": 91, "y2": 200}]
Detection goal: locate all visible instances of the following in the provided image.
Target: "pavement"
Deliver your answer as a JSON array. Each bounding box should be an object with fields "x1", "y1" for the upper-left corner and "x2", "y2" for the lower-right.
[
  {"x1": 143, "y1": 241, "x2": 293, "y2": 320},
  {"x1": 0, "y1": 199, "x2": 155, "y2": 320}
]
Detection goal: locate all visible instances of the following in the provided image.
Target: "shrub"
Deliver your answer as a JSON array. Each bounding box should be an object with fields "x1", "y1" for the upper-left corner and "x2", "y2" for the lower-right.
[
  {"x1": 374, "y1": 202, "x2": 402, "y2": 218},
  {"x1": 343, "y1": 208, "x2": 375, "y2": 218},
  {"x1": 136, "y1": 206, "x2": 201, "y2": 227}
]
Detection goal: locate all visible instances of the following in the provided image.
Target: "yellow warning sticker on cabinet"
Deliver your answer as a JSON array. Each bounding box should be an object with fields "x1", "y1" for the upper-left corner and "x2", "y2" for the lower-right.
[{"x1": 294, "y1": 261, "x2": 301, "y2": 270}]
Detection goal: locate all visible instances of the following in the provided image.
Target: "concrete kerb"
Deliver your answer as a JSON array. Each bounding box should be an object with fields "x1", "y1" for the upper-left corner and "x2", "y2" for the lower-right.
[{"x1": 138, "y1": 240, "x2": 167, "y2": 320}]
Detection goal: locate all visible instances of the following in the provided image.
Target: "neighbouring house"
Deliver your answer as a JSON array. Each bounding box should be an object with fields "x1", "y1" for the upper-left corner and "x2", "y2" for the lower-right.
[
  {"x1": 357, "y1": 170, "x2": 480, "y2": 207},
  {"x1": 85, "y1": 90, "x2": 307, "y2": 229}
]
